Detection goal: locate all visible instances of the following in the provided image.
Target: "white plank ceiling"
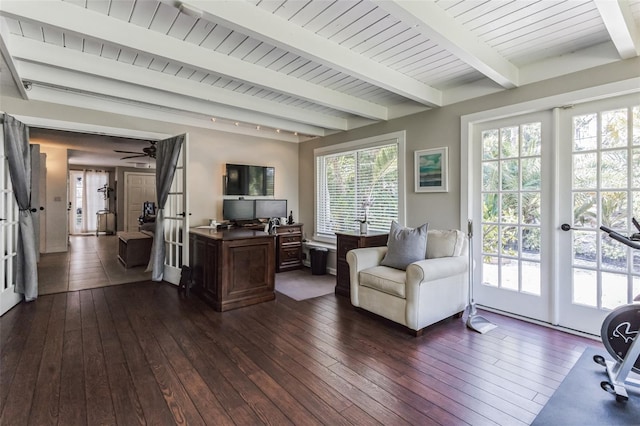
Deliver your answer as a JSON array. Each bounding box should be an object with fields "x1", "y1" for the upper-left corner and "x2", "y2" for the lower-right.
[{"x1": 1, "y1": 0, "x2": 639, "y2": 145}]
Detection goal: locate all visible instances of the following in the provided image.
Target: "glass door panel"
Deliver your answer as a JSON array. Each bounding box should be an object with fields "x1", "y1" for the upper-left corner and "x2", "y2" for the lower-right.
[
  {"x1": 474, "y1": 112, "x2": 551, "y2": 322},
  {"x1": 558, "y1": 95, "x2": 640, "y2": 335}
]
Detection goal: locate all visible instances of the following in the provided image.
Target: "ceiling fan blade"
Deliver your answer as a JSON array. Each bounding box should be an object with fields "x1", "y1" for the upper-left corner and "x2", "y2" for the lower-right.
[
  {"x1": 114, "y1": 150, "x2": 143, "y2": 154},
  {"x1": 120, "y1": 154, "x2": 147, "y2": 160}
]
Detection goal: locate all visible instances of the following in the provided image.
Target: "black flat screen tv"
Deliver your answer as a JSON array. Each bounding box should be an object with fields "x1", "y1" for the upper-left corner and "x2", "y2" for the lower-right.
[
  {"x1": 222, "y1": 199, "x2": 255, "y2": 221},
  {"x1": 255, "y1": 199, "x2": 287, "y2": 219},
  {"x1": 225, "y1": 164, "x2": 274, "y2": 196}
]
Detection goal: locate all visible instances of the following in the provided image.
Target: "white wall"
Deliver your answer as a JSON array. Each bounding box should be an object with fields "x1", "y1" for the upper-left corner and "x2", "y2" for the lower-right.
[{"x1": 186, "y1": 127, "x2": 299, "y2": 227}]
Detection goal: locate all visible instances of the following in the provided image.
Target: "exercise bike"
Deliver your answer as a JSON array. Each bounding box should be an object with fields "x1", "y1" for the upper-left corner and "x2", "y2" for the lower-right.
[{"x1": 593, "y1": 220, "x2": 640, "y2": 403}]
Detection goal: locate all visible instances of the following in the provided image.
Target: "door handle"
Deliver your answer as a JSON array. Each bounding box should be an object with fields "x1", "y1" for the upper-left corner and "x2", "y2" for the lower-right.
[{"x1": 561, "y1": 223, "x2": 574, "y2": 231}]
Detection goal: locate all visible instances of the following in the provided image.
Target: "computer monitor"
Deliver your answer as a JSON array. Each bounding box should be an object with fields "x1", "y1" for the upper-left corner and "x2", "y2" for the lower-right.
[
  {"x1": 255, "y1": 199, "x2": 287, "y2": 219},
  {"x1": 222, "y1": 199, "x2": 255, "y2": 221}
]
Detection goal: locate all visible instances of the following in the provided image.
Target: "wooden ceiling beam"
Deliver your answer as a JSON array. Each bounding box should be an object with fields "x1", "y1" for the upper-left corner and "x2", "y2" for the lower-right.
[
  {"x1": 0, "y1": 0, "x2": 388, "y2": 120},
  {"x1": 373, "y1": 0, "x2": 519, "y2": 89},
  {"x1": 594, "y1": 0, "x2": 639, "y2": 59},
  {"x1": 17, "y1": 60, "x2": 329, "y2": 137},
  {"x1": 0, "y1": 18, "x2": 28, "y2": 99},
  {"x1": 10, "y1": 36, "x2": 343, "y2": 133},
  {"x1": 179, "y1": 0, "x2": 442, "y2": 107}
]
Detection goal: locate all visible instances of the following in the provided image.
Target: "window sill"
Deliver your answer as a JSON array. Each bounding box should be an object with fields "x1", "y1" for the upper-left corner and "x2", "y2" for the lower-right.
[{"x1": 303, "y1": 239, "x2": 336, "y2": 252}]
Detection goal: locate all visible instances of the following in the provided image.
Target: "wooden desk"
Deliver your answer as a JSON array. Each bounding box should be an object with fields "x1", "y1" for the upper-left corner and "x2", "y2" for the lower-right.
[
  {"x1": 189, "y1": 228, "x2": 276, "y2": 311},
  {"x1": 335, "y1": 231, "x2": 388, "y2": 297}
]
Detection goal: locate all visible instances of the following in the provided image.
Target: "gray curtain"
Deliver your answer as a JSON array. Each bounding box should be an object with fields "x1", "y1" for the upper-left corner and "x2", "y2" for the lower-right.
[
  {"x1": 3, "y1": 113, "x2": 38, "y2": 301},
  {"x1": 149, "y1": 135, "x2": 184, "y2": 281}
]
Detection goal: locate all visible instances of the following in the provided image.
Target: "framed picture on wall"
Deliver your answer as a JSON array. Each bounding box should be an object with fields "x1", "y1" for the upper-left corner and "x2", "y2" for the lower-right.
[{"x1": 414, "y1": 147, "x2": 448, "y2": 192}]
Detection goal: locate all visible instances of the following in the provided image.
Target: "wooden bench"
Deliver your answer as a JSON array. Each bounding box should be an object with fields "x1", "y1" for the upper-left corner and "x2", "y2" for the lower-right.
[{"x1": 118, "y1": 231, "x2": 153, "y2": 268}]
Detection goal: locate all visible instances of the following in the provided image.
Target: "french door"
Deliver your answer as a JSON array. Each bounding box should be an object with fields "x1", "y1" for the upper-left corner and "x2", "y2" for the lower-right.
[
  {"x1": 472, "y1": 95, "x2": 639, "y2": 336},
  {"x1": 160, "y1": 134, "x2": 189, "y2": 285},
  {"x1": 472, "y1": 112, "x2": 553, "y2": 323},
  {"x1": 0, "y1": 124, "x2": 21, "y2": 316},
  {"x1": 557, "y1": 95, "x2": 640, "y2": 335}
]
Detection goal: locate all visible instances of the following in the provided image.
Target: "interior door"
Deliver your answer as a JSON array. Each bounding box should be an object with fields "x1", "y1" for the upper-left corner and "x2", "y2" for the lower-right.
[
  {"x1": 124, "y1": 172, "x2": 156, "y2": 232},
  {"x1": 0, "y1": 124, "x2": 22, "y2": 316},
  {"x1": 31, "y1": 144, "x2": 41, "y2": 262},
  {"x1": 38, "y1": 152, "x2": 46, "y2": 255},
  {"x1": 161, "y1": 134, "x2": 189, "y2": 285},
  {"x1": 472, "y1": 111, "x2": 553, "y2": 323},
  {"x1": 557, "y1": 94, "x2": 640, "y2": 335}
]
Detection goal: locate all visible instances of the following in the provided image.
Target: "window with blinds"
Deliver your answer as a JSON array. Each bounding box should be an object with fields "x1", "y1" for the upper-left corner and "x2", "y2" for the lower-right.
[{"x1": 316, "y1": 140, "x2": 400, "y2": 239}]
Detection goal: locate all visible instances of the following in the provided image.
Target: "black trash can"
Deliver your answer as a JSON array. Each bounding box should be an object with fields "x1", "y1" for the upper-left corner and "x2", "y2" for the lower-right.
[{"x1": 309, "y1": 248, "x2": 328, "y2": 275}]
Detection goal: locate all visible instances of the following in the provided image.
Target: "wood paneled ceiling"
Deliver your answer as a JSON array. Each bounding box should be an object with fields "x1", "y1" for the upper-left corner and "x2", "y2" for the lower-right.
[{"x1": 1, "y1": 0, "x2": 639, "y2": 142}]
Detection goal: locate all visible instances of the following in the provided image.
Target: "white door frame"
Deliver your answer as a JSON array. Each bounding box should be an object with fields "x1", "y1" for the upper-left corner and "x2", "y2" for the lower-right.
[{"x1": 461, "y1": 78, "x2": 640, "y2": 333}]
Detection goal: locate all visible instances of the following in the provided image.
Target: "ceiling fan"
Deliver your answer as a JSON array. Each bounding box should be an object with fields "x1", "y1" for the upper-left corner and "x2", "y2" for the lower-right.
[{"x1": 115, "y1": 140, "x2": 157, "y2": 160}]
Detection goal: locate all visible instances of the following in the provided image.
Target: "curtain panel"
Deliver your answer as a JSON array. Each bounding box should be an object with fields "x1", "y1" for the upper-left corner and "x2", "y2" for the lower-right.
[{"x1": 3, "y1": 113, "x2": 38, "y2": 301}]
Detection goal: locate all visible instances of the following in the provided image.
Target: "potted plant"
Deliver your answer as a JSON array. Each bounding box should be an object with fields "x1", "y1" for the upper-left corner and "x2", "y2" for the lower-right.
[{"x1": 356, "y1": 199, "x2": 372, "y2": 234}]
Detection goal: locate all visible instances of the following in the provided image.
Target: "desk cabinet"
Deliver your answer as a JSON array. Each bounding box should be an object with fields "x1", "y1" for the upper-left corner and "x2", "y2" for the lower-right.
[
  {"x1": 275, "y1": 224, "x2": 303, "y2": 272},
  {"x1": 189, "y1": 228, "x2": 276, "y2": 311},
  {"x1": 335, "y1": 231, "x2": 388, "y2": 297}
]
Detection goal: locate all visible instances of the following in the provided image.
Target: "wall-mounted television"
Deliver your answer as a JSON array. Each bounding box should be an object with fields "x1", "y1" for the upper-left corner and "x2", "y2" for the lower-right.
[
  {"x1": 225, "y1": 164, "x2": 274, "y2": 196},
  {"x1": 255, "y1": 199, "x2": 287, "y2": 219},
  {"x1": 222, "y1": 199, "x2": 255, "y2": 221}
]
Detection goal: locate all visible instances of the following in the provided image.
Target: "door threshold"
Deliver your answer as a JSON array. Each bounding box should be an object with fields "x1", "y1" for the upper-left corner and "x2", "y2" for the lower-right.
[{"x1": 478, "y1": 305, "x2": 602, "y2": 341}]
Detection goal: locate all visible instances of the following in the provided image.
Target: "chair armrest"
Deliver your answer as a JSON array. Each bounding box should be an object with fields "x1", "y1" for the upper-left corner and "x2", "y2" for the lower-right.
[
  {"x1": 346, "y1": 246, "x2": 388, "y2": 272},
  {"x1": 406, "y1": 256, "x2": 468, "y2": 285},
  {"x1": 346, "y1": 247, "x2": 388, "y2": 306},
  {"x1": 404, "y1": 256, "x2": 469, "y2": 331}
]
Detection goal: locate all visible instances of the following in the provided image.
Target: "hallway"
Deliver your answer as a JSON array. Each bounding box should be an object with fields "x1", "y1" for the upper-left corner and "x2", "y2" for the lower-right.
[{"x1": 38, "y1": 235, "x2": 152, "y2": 295}]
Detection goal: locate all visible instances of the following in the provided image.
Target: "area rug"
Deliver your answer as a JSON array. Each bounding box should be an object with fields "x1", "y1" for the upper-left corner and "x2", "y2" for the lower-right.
[
  {"x1": 532, "y1": 346, "x2": 640, "y2": 425},
  {"x1": 274, "y1": 268, "x2": 335, "y2": 301}
]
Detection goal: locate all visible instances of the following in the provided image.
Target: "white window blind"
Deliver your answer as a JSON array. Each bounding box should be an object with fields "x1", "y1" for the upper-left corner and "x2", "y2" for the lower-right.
[{"x1": 316, "y1": 142, "x2": 398, "y2": 238}]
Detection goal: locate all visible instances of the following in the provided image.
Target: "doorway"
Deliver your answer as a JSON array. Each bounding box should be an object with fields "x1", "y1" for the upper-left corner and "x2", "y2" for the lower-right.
[
  {"x1": 68, "y1": 170, "x2": 111, "y2": 235},
  {"x1": 469, "y1": 94, "x2": 640, "y2": 336}
]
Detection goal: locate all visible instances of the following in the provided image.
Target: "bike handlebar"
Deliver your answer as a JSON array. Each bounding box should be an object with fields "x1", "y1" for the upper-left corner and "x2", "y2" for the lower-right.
[{"x1": 600, "y1": 225, "x2": 640, "y2": 250}]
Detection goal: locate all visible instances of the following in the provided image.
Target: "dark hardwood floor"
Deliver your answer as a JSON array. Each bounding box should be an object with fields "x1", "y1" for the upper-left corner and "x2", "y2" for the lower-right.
[{"x1": 1, "y1": 281, "x2": 603, "y2": 425}]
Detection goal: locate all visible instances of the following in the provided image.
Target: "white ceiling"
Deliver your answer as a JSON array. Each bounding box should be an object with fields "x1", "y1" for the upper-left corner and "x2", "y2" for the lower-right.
[{"x1": 1, "y1": 0, "x2": 639, "y2": 153}]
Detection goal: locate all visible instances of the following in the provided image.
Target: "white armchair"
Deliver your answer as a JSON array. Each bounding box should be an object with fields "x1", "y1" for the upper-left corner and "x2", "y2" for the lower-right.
[{"x1": 346, "y1": 229, "x2": 468, "y2": 336}]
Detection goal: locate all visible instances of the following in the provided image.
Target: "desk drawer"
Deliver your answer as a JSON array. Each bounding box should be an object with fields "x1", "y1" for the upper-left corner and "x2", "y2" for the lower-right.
[{"x1": 280, "y1": 234, "x2": 301, "y2": 245}]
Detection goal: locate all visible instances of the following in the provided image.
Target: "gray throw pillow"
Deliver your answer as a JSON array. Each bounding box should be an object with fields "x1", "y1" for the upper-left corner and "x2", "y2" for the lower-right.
[{"x1": 380, "y1": 221, "x2": 429, "y2": 270}]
